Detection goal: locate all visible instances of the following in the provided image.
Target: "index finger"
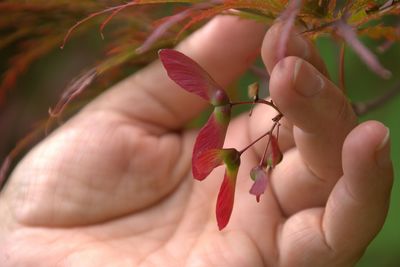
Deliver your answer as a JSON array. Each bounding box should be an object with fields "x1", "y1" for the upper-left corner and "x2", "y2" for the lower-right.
[{"x1": 269, "y1": 57, "x2": 357, "y2": 180}]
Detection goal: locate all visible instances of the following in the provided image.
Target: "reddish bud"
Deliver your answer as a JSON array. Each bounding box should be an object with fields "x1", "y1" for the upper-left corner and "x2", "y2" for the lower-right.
[
  {"x1": 266, "y1": 134, "x2": 283, "y2": 168},
  {"x1": 211, "y1": 89, "x2": 230, "y2": 106}
]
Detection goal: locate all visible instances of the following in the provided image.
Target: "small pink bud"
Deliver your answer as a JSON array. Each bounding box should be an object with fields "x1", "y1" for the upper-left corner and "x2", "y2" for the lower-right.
[{"x1": 249, "y1": 166, "x2": 269, "y2": 202}]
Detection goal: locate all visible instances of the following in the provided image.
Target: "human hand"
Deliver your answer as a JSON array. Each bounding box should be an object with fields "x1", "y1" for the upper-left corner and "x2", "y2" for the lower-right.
[{"x1": 0, "y1": 16, "x2": 393, "y2": 267}]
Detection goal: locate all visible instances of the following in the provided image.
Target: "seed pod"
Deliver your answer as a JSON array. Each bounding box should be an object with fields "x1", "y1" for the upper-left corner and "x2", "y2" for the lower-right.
[{"x1": 266, "y1": 134, "x2": 283, "y2": 168}]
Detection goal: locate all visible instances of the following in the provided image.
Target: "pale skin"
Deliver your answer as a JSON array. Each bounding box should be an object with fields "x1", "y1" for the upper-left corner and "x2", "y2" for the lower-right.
[{"x1": 0, "y1": 16, "x2": 394, "y2": 267}]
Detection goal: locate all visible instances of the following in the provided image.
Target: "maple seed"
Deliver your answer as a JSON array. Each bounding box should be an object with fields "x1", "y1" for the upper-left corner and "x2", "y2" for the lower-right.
[
  {"x1": 159, "y1": 49, "x2": 232, "y2": 180},
  {"x1": 159, "y1": 49, "x2": 283, "y2": 230},
  {"x1": 190, "y1": 147, "x2": 241, "y2": 230}
]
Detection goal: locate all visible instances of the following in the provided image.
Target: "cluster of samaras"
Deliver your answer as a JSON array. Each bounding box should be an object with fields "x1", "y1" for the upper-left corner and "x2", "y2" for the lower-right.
[{"x1": 160, "y1": 49, "x2": 284, "y2": 230}]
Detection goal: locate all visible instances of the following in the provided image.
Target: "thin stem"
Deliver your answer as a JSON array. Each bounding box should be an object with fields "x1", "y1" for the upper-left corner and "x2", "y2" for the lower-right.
[
  {"x1": 276, "y1": 123, "x2": 281, "y2": 142},
  {"x1": 259, "y1": 121, "x2": 280, "y2": 166},
  {"x1": 239, "y1": 130, "x2": 270, "y2": 155},
  {"x1": 239, "y1": 116, "x2": 283, "y2": 156},
  {"x1": 257, "y1": 99, "x2": 281, "y2": 114},
  {"x1": 259, "y1": 134, "x2": 271, "y2": 166},
  {"x1": 230, "y1": 100, "x2": 258, "y2": 106},
  {"x1": 231, "y1": 99, "x2": 282, "y2": 114},
  {"x1": 0, "y1": 156, "x2": 11, "y2": 190},
  {"x1": 352, "y1": 81, "x2": 400, "y2": 116}
]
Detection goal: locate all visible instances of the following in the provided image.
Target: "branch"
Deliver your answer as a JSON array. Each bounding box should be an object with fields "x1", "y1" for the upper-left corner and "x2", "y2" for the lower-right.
[{"x1": 352, "y1": 81, "x2": 400, "y2": 116}]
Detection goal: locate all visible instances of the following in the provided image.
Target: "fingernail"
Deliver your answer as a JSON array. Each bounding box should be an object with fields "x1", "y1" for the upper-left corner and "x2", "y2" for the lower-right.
[
  {"x1": 376, "y1": 127, "x2": 391, "y2": 168},
  {"x1": 293, "y1": 59, "x2": 325, "y2": 97}
]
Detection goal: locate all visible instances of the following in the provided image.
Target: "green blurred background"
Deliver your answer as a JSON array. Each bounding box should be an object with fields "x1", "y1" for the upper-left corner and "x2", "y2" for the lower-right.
[
  {"x1": 0, "y1": 13, "x2": 399, "y2": 267},
  {"x1": 317, "y1": 37, "x2": 400, "y2": 267}
]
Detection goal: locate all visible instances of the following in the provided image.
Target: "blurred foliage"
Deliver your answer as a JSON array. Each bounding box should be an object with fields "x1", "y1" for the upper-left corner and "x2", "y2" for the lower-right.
[
  {"x1": 1, "y1": 0, "x2": 400, "y2": 114},
  {"x1": 0, "y1": 1, "x2": 399, "y2": 266}
]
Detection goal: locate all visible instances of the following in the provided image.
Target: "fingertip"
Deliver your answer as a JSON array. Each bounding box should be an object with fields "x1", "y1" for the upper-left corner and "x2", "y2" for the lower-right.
[
  {"x1": 269, "y1": 56, "x2": 324, "y2": 101},
  {"x1": 270, "y1": 56, "x2": 358, "y2": 180},
  {"x1": 262, "y1": 23, "x2": 327, "y2": 75},
  {"x1": 323, "y1": 122, "x2": 393, "y2": 253},
  {"x1": 262, "y1": 23, "x2": 307, "y2": 73},
  {"x1": 344, "y1": 121, "x2": 394, "y2": 204},
  {"x1": 343, "y1": 121, "x2": 392, "y2": 172},
  {"x1": 269, "y1": 57, "x2": 325, "y2": 130},
  {"x1": 269, "y1": 56, "x2": 298, "y2": 110},
  {"x1": 376, "y1": 126, "x2": 391, "y2": 169}
]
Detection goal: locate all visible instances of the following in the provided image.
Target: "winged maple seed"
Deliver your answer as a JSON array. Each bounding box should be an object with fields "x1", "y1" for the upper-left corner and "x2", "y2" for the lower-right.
[{"x1": 159, "y1": 49, "x2": 283, "y2": 230}]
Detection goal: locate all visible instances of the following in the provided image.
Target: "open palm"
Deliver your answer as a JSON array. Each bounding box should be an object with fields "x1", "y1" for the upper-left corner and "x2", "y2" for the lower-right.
[{"x1": 0, "y1": 17, "x2": 393, "y2": 267}]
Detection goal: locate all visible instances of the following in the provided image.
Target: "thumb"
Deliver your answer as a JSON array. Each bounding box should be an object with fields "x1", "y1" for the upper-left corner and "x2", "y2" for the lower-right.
[{"x1": 323, "y1": 121, "x2": 393, "y2": 254}]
